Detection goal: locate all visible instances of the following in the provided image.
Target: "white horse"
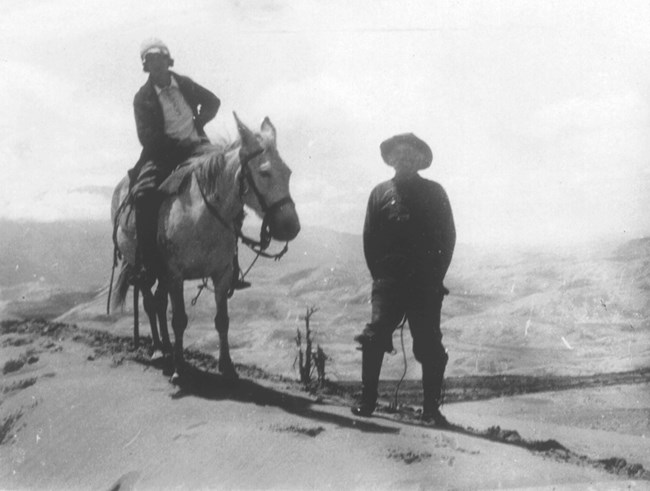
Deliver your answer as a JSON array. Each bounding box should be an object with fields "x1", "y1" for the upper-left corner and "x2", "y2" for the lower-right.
[{"x1": 111, "y1": 114, "x2": 300, "y2": 381}]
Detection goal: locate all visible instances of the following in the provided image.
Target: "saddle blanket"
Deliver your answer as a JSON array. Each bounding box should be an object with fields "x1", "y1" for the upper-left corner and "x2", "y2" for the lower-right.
[{"x1": 157, "y1": 162, "x2": 195, "y2": 196}]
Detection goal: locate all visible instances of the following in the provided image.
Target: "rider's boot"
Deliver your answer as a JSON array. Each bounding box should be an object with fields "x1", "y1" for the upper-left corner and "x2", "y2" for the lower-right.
[
  {"x1": 231, "y1": 254, "x2": 251, "y2": 290},
  {"x1": 134, "y1": 196, "x2": 160, "y2": 288}
]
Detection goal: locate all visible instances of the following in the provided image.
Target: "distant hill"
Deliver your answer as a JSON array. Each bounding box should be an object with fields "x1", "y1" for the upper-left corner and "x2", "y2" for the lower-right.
[
  {"x1": 0, "y1": 220, "x2": 364, "y2": 293},
  {"x1": 1, "y1": 219, "x2": 649, "y2": 380},
  {"x1": 0, "y1": 219, "x2": 114, "y2": 290}
]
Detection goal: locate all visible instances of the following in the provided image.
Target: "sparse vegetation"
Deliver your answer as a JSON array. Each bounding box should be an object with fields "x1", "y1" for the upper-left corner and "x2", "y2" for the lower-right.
[
  {"x1": 1, "y1": 317, "x2": 650, "y2": 483},
  {"x1": 2, "y1": 349, "x2": 39, "y2": 375},
  {"x1": 271, "y1": 424, "x2": 325, "y2": 437},
  {"x1": 294, "y1": 306, "x2": 329, "y2": 388},
  {"x1": 2, "y1": 377, "x2": 37, "y2": 394},
  {"x1": 387, "y1": 448, "x2": 432, "y2": 465},
  {"x1": 3, "y1": 358, "x2": 25, "y2": 375},
  {"x1": 313, "y1": 345, "x2": 328, "y2": 387},
  {"x1": 0, "y1": 410, "x2": 24, "y2": 445},
  {"x1": 1, "y1": 336, "x2": 33, "y2": 347}
]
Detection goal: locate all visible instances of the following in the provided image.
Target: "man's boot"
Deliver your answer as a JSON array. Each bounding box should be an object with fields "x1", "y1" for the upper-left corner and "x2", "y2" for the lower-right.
[
  {"x1": 134, "y1": 196, "x2": 160, "y2": 287},
  {"x1": 421, "y1": 351, "x2": 449, "y2": 426},
  {"x1": 351, "y1": 346, "x2": 384, "y2": 417}
]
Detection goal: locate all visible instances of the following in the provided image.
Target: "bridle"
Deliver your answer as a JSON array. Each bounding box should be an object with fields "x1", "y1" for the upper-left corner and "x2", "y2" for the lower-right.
[
  {"x1": 198, "y1": 145, "x2": 293, "y2": 260},
  {"x1": 107, "y1": 145, "x2": 294, "y2": 313}
]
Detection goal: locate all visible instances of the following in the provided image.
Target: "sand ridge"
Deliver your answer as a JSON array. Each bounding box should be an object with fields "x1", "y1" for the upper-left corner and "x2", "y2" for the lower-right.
[{"x1": 1, "y1": 318, "x2": 649, "y2": 489}]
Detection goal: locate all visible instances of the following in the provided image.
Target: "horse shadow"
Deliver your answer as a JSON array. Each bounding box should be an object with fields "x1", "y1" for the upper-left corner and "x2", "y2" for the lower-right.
[{"x1": 163, "y1": 363, "x2": 399, "y2": 435}]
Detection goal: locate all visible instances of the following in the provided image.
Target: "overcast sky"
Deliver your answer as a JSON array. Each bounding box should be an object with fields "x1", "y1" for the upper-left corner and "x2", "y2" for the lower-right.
[{"x1": 2, "y1": 0, "x2": 650, "y2": 246}]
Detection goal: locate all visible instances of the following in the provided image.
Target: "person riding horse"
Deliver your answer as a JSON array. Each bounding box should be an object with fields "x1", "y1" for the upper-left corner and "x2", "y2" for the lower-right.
[
  {"x1": 130, "y1": 38, "x2": 249, "y2": 289},
  {"x1": 112, "y1": 114, "x2": 301, "y2": 381}
]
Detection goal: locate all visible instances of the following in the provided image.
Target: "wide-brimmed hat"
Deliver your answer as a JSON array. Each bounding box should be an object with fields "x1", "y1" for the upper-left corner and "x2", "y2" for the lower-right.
[
  {"x1": 140, "y1": 38, "x2": 171, "y2": 62},
  {"x1": 380, "y1": 133, "x2": 432, "y2": 170}
]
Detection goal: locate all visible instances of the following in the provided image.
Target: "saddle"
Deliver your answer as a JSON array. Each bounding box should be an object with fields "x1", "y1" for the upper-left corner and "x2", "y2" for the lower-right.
[
  {"x1": 116, "y1": 144, "x2": 220, "y2": 248},
  {"x1": 115, "y1": 162, "x2": 195, "y2": 243}
]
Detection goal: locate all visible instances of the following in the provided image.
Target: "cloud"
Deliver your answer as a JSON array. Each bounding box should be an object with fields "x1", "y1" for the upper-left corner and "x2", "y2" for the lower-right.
[
  {"x1": 2, "y1": 188, "x2": 111, "y2": 222},
  {"x1": 0, "y1": 58, "x2": 136, "y2": 213},
  {"x1": 70, "y1": 185, "x2": 116, "y2": 200},
  {"x1": 0, "y1": 60, "x2": 132, "y2": 132},
  {"x1": 529, "y1": 91, "x2": 647, "y2": 140},
  {"x1": 2, "y1": 0, "x2": 650, "y2": 245},
  {"x1": 0, "y1": 1, "x2": 191, "y2": 46}
]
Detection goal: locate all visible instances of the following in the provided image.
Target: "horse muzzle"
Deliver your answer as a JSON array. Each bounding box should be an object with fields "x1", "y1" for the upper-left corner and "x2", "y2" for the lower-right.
[{"x1": 267, "y1": 197, "x2": 300, "y2": 242}]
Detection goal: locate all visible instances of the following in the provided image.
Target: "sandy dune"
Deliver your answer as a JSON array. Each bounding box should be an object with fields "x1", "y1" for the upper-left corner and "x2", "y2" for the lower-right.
[
  {"x1": 2, "y1": 227, "x2": 650, "y2": 488},
  {"x1": 1, "y1": 319, "x2": 648, "y2": 490}
]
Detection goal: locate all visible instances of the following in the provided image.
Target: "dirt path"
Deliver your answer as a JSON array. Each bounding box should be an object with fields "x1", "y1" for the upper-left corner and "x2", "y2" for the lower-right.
[{"x1": 1, "y1": 319, "x2": 648, "y2": 489}]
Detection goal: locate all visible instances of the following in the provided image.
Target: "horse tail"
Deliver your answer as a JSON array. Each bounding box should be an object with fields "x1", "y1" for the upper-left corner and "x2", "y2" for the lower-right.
[
  {"x1": 111, "y1": 260, "x2": 134, "y2": 312},
  {"x1": 109, "y1": 176, "x2": 135, "y2": 314}
]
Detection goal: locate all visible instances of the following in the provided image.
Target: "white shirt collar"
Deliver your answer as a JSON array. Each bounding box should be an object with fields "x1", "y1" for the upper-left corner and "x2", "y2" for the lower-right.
[{"x1": 153, "y1": 74, "x2": 179, "y2": 95}]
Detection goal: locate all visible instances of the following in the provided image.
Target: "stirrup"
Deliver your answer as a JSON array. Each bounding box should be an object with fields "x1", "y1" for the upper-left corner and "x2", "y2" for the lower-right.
[{"x1": 232, "y1": 278, "x2": 251, "y2": 290}]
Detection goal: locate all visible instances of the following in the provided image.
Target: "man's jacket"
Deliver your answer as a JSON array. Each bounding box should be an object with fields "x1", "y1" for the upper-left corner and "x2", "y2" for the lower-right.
[
  {"x1": 363, "y1": 174, "x2": 456, "y2": 286},
  {"x1": 132, "y1": 71, "x2": 220, "y2": 175}
]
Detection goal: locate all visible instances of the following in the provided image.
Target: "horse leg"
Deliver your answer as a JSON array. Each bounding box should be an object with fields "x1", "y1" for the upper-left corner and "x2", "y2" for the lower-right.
[
  {"x1": 168, "y1": 279, "x2": 188, "y2": 384},
  {"x1": 141, "y1": 287, "x2": 163, "y2": 359},
  {"x1": 212, "y1": 273, "x2": 238, "y2": 379},
  {"x1": 154, "y1": 283, "x2": 173, "y2": 355}
]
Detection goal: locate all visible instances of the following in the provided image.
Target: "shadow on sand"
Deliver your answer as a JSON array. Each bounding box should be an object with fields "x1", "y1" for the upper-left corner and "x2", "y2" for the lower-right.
[
  {"x1": 166, "y1": 362, "x2": 399, "y2": 436},
  {"x1": 165, "y1": 361, "x2": 649, "y2": 480},
  {"x1": 7, "y1": 319, "x2": 646, "y2": 481},
  {"x1": 370, "y1": 411, "x2": 650, "y2": 480}
]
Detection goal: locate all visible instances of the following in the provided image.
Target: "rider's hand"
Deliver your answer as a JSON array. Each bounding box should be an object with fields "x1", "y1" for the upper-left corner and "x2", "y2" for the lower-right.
[{"x1": 178, "y1": 137, "x2": 196, "y2": 149}]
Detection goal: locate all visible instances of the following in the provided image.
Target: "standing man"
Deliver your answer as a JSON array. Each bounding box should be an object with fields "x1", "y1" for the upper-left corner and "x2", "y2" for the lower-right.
[
  {"x1": 130, "y1": 38, "x2": 220, "y2": 283},
  {"x1": 352, "y1": 133, "x2": 456, "y2": 426}
]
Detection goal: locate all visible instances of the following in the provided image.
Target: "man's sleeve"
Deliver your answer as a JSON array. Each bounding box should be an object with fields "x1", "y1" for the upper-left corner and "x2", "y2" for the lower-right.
[
  {"x1": 363, "y1": 188, "x2": 381, "y2": 276},
  {"x1": 438, "y1": 186, "x2": 456, "y2": 279},
  {"x1": 185, "y1": 78, "x2": 220, "y2": 131},
  {"x1": 133, "y1": 91, "x2": 171, "y2": 160}
]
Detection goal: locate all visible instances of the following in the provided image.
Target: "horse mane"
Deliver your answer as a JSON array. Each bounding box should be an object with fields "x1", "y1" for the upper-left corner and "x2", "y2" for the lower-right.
[{"x1": 190, "y1": 138, "x2": 242, "y2": 198}]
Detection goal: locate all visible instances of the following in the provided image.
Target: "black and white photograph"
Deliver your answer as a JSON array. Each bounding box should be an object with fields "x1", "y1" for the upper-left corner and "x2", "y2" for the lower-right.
[{"x1": 1, "y1": 1, "x2": 649, "y2": 489}]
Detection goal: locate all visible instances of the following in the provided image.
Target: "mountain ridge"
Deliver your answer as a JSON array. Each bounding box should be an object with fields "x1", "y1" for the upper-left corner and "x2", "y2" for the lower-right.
[{"x1": 1, "y1": 219, "x2": 648, "y2": 380}]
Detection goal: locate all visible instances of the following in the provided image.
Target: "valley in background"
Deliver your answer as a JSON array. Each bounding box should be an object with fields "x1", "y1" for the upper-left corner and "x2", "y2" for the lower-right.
[{"x1": 2, "y1": 219, "x2": 648, "y2": 383}]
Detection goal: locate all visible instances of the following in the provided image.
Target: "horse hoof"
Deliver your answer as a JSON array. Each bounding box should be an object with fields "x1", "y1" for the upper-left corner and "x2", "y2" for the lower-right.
[
  {"x1": 170, "y1": 372, "x2": 181, "y2": 385},
  {"x1": 150, "y1": 350, "x2": 164, "y2": 361}
]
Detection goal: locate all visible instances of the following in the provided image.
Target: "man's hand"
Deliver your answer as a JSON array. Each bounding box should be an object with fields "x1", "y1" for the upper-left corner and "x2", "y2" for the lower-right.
[{"x1": 178, "y1": 137, "x2": 197, "y2": 149}]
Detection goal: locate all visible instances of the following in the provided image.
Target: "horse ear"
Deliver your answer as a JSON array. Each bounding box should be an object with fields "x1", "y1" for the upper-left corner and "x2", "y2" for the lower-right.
[
  {"x1": 233, "y1": 112, "x2": 256, "y2": 148},
  {"x1": 260, "y1": 117, "x2": 276, "y2": 144}
]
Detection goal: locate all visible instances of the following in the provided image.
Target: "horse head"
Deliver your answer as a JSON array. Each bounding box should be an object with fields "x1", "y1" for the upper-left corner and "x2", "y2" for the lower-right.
[{"x1": 234, "y1": 113, "x2": 300, "y2": 243}]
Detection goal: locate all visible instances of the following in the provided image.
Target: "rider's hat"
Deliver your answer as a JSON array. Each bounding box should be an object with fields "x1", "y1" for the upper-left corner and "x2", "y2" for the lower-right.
[
  {"x1": 380, "y1": 133, "x2": 432, "y2": 170},
  {"x1": 140, "y1": 38, "x2": 171, "y2": 63}
]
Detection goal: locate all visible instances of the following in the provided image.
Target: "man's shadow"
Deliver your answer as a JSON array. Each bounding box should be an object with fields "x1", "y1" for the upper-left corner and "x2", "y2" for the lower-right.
[
  {"x1": 162, "y1": 362, "x2": 399, "y2": 435},
  {"x1": 145, "y1": 358, "x2": 650, "y2": 480}
]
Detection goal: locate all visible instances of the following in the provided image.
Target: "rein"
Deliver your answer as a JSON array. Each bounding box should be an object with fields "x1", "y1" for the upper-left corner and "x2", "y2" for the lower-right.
[
  {"x1": 238, "y1": 147, "x2": 293, "y2": 255},
  {"x1": 107, "y1": 144, "x2": 293, "y2": 314},
  {"x1": 197, "y1": 146, "x2": 290, "y2": 261}
]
